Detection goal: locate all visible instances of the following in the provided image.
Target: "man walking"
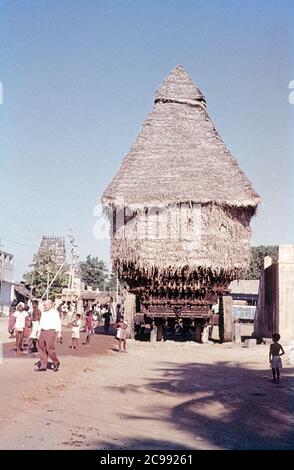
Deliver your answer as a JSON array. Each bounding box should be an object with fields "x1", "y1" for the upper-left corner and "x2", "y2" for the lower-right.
[
  {"x1": 102, "y1": 305, "x2": 111, "y2": 332},
  {"x1": 36, "y1": 300, "x2": 61, "y2": 372}
]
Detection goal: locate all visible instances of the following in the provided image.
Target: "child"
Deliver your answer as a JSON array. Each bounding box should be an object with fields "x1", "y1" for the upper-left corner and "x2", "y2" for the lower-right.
[
  {"x1": 269, "y1": 333, "x2": 285, "y2": 383},
  {"x1": 13, "y1": 303, "x2": 28, "y2": 354},
  {"x1": 27, "y1": 300, "x2": 41, "y2": 353},
  {"x1": 22, "y1": 306, "x2": 31, "y2": 349},
  {"x1": 70, "y1": 314, "x2": 82, "y2": 350},
  {"x1": 114, "y1": 315, "x2": 128, "y2": 352},
  {"x1": 150, "y1": 321, "x2": 158, "y2": 344},
  {"x1": 84, "y1": 311, "x2": 94, "y2": 346}
]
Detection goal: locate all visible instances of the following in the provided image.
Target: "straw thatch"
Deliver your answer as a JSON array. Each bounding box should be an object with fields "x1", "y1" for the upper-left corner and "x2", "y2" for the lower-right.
[
  {"x1": 102, "y1": 65, "x2": 260, "y2": 284},
  {"x1": 79, "y1": 291, "x2": 113, "y2": 304},
  {"x1": 102, "y1": 65, "x2": 260, "y2": 210},
  {"x1": 111, "y1": 203, "x2": 253, "y2": 277}
]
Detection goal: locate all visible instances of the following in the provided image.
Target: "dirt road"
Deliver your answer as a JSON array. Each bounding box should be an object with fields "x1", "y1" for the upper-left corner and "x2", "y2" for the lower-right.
[{"x1": 0, "y1": 331, "x2": 294, "y2": 450}]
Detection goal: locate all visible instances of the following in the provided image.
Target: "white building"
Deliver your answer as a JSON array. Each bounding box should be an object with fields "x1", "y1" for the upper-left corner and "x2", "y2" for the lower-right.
[{"x1": 0, "y1": 250, "x2": 14, "y2": 316}]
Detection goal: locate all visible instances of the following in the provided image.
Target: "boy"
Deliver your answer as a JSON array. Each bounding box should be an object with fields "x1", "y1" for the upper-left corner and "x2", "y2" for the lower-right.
[
  {"x1": 70, "y1": 314, "x2": 82, "y2": 350},
  {"x1": 84, "y1": 311, "x2": 94, "y2": 346},
  {"x1": 269, "y1": 333, "x2": 285, "y2": 383},
  {"x1": 27, "y1": 300, "x2": 41, "y2": 353},
  {"x1": 114, "y1": 315, "x2": 128, "y2": 352}
]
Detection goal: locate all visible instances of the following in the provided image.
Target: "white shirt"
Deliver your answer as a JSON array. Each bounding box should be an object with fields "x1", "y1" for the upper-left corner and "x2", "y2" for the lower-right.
[
  {"x1": 13, "y1": 311, "x2": 28, "y2": 330},
  {"x1": 38, "y1": 308, "x2": 62, "y2": 333},
  {"x1": 72, "y1": 319, "x2": 81, "y2": 330}
]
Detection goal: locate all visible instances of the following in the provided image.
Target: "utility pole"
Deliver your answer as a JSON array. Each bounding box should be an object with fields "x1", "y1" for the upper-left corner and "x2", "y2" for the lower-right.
[
  {"x1": 44, "y1": 252, "x2": 52, "y2": 301},
  {"x1": 46, "y1": 270, "x2": 50, "y2": 300},
  {"x1": 67, "y1": 229, "x2": 79, "y2": 306},
  {"x1": 41, "y1": 257, "x2": 68, "y2": 301}
]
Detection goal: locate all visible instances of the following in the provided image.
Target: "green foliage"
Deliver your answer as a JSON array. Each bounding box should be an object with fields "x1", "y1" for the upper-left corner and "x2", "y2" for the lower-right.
[
  {"x1": 78, "y1": 255, "x2": 109, "y2": 290},
  {"x1": 106, "y1": 271, "x2": 117, "y2": 292},
  {"x1": 23, "y1": 249, "x2": 68, "y2": 299},
  {"x1": 244, "y1": 245, "x2": 278, "y2": 280}
]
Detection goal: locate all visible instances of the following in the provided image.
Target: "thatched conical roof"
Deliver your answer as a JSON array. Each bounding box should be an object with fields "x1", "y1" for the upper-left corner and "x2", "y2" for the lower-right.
[{"x1": 102, "y1": 65, "x2": 260, "y2": 210}]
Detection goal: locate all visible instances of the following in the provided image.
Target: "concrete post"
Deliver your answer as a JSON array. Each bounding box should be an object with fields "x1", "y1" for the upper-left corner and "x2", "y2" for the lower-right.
[
  {"x1": 223, "y1": 295, "x2": 233, "y2": 342},
  {"x1": 124, "y1": 292, "x2": 136, "y2": 339},
  {"x1": 234, "y1": 321, "x2": 241, "y2": 344},
  {"x1": 195, "y1": 324, "x2": 202, "y2": 343}
]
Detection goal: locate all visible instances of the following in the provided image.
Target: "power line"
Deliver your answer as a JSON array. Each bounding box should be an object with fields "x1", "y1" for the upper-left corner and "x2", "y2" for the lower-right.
[
  {"x1": 0, "y1": 237, "x2": 38, "y2": 248},
  {"x1": 0, "y1": 223, "x2": 40, "y2": 246},
  {"x1": 0, "y1": 202, "x2": 46, "y2": 237}
]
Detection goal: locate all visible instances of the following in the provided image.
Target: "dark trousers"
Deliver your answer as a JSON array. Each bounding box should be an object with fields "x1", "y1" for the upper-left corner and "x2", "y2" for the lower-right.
[{"x1": 38, "y1": 329, "x2": 59, "y2": 368}]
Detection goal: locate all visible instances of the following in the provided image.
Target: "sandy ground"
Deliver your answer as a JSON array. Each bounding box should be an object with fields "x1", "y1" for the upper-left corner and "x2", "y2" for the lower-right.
[{"x1": 0, "y1": 320, "x2": 294, "y2": 450}]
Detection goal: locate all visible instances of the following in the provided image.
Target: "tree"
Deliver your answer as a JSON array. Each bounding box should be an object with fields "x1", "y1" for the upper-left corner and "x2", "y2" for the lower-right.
[
  {"x1": 78, "y1": 255, "x2": 108, "y2": 290},
  {"x1": 244, "y1": 245, "x2": 278, "y2": 280},
  {"x1": 105, "y1": 271, "x2": 117, "y2": 292},
  {"x1": 23, "y1": 249, "x2": 69, "y2": 299}
]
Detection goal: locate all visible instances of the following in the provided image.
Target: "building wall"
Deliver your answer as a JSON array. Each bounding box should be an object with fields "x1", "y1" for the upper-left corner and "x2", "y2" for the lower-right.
[
  {"x1": 39, "y1": 236, "x2": 66, "y2": 266},
  {"x1": 254, "y1": 257, "x2": 278, "y2": 338},
  {"x1": 124, "y1": 292, "x2": 136, "y2": 339},
  {"x1": 0, "y1": 251, "x2": 14, "y2": 316},
  {"x1": 278, "y1": 245, "x2": 294, "y2": 340},
  {"x1": 254, "y1": 245, "x2": 294, "y2": 341},
  {"x1": 0, "y1": 251, "x2": 14, "y2": 282},
  {"x1": 0, "y1": 281, "x2": 13, "y2": 316},
  {"x1": 223, "y1": 295, "x2": 233, "y2": 342}
]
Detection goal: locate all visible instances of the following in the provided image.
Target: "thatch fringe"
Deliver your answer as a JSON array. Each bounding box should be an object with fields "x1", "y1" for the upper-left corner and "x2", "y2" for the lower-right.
[
  {"x1": 110, "y1": 203, "x2": 252, "y2": 278},
  {"x1": 115, "y1": 260, "x2": 245, "y2": 284}
]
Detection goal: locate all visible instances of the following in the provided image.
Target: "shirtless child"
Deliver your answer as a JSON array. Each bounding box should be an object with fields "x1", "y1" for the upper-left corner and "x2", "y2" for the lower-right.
[
  {"x1": 27, "y1": 300, "x2": 41, "y2": 353},
  {"x1": 269, "y1": 333, "x2": 285, "y2": 383}
]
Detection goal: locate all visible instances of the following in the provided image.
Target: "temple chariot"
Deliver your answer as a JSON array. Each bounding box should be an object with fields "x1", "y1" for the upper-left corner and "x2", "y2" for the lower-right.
[{"x1": 102, "y1": 66, "x2": 260, "y2": 341}]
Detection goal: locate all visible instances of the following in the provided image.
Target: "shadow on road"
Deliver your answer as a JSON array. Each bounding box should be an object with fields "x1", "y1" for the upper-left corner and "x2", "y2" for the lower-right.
[{"x1": 101, "y1": 360, "x2": 294, "y2": 450}]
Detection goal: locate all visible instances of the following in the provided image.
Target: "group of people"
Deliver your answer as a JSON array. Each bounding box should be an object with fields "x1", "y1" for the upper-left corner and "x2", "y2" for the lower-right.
[
  {"x1": 8, "y1": 298, "x2": 129, "y2": 369},
  {"x1": 69, "y1": 308, "x2": 128, "y2": 352},
  {"x1": 9, "y1": 300, "x2": 286, "y2": 382},
  {"x1": 81, "y1": 303, "x2": 116, "y2": 332},
  {"x1": 9, "y1": 300, "x2": 42, "y2": 354},
  {"x1": 68, "y1": 308, "x2": 110, "y2": 349},
  {"x1": 9, "y1": 299, "x2": 61, "y2": 371}
]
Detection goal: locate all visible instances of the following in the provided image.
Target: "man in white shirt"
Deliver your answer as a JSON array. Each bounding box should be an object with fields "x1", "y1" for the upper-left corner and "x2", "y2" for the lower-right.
[
  {"x1": 36, "y1": 300, "x2": 61, "y2": 372},
  {"x1": 13, "y1": 302, "x2": 28, "y2": 354}
]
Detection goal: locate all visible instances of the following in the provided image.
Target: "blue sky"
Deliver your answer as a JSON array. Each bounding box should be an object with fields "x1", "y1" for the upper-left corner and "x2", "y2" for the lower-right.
[{"x1": 0, "y1": 0, "x2": 293, "y2": 280}]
